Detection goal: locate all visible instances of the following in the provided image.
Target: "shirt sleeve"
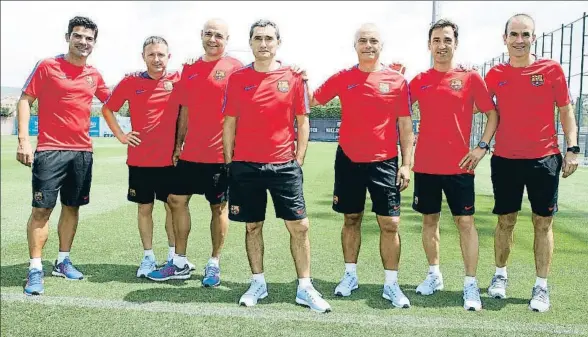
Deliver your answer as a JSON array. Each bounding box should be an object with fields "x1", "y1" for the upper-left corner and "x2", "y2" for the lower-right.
[
  {"x1": 222, "y1": 73, "x2": 239, "y2": 117},
  {"x1": 22, "y1": 60, "x2": 47, "y2": 98},
  {"x1": 313, "y1": 70, "x2": 342, "y2": 105},
  {"x1": 294, "y1": 75, "x2": 310, "y2": 116},
  {"x1": 94, "y1": 72, "x2": 111, "y2": 103},
  {"x1": 408, "y1": 76, "x2": 420, "y2": 104},
  {"x1": 484, "y1": 69, "x2": 497, "y2": 97},
  {"x1": 470, "y1": 72, "x2": 496, "y2": 112},
  {"x1": 397, "y1": 78, "x2": 412, "y2": 117},
  {"x1": 104, "y1": 77, "x2": 129, "y2": 112},
  {"x1": 550, "y1": 63, "x2": 571, "y2": 107}
]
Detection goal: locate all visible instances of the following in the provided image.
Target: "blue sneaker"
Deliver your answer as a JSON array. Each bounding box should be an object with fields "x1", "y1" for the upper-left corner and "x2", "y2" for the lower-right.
[
  {"x1": 296, "y1": 286, "x2": 332, "y2": 313},
  {"x1": 147, "y1": 260, "x2": 191, "y2": 281},
  {"x1": 202, "y1": 263, "x2": 220, "y2": 287},
  {"x1": 24, "y1": 269, "x2": 44, "y2": 296},
  {"x1": 52, "y1": 257, "x2": 84, "y2": 280}
]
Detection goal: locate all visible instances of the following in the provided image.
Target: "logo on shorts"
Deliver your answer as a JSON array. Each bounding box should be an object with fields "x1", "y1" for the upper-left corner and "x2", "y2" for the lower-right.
[
  {"x1": 464, "y1": 205, "x2": 473, "y2": 211},
  {"x1": 333, "y1": 195, "x2": 339, "y2": 205},
  {"x1": 163, "y1": 81, "x2": 174, "y2": 91},
  {"x1": 414, "y1": 196, "x2": 418, "y2": 205},
  {"x1": 129, "y1": 188, "x2": 136, "y2": 197},
  {"x1": 214, "y1": 70, "x2": 226, "y2": 80},
  {"x1": 379, "y1": 82, "x2": 390, "y2": 94},
  {"x1": 393, "y1": 205, "x2": 400, "y2": 211},
  {"x1": 296, "y1": 209, "x2": 305, "y2": 215},
  {"x1": 86, "y1": 76, "x2": 95, "y2": 86},
  {"x1": 531, "y1": 74, "x2": 544, "y2": 87},
  {"x1": 34, "y1": 191, "x2": 43, "y2": 202},
  {"x1": 449, "y1": 78, "x2": 463, "y2": 91},
  {"x1": 230, "y1": 205, "x2": 240, "y2": 215},
  {"x1": 548, "y1": 204, "x2": 556, "y2": 212},
  {"x1": 277, "y1": 80, "x2": 290, "y2": 93}
]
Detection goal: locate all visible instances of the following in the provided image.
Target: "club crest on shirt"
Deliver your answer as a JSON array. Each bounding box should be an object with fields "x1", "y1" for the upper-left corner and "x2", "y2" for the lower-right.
[
  {"x1": 449, "y1": 78, "x2": 462, "y2": 91},
  {"x1": 86, "y1": 75, "x2": 94, "y2": 86},
  {"x1": 531, "y1": 74, "x2": 544, "y2": 87},
  {"x1": 379, "y1": 82, "x2": 390, "y2": 94},
  {"x1": 163, "y1": 81, "x2": 174, "y2": 91},
  {"x1": 277, "y1": 80, "x2": 290, "y2": 93},
  {"x1": 214, "y1": 70, "x2": 226, "y2": 80}
]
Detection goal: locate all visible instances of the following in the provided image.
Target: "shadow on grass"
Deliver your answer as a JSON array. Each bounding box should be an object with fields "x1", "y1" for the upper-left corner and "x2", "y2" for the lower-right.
[{"x1": 122, "y1": 277, "x2": 528, "y2": 311}]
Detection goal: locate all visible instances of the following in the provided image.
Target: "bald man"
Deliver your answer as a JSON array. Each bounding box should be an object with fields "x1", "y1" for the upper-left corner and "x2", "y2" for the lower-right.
[
  {"x1": 147, "y1": 19, "x2": 243, "y2": 286},
  {"x1": 307, "y1": 23, "x2": 414, "y2": 308}
]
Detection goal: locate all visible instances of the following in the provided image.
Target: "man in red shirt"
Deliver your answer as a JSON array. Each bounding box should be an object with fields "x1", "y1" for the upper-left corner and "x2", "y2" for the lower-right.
[
  {"x1": 101, "y1": 36, "x2": 187, "y2": 279},
  {"x1": 408, "y1": 19, "x2": 498, "y2": 311},
  {"x1": 147, "y1": 19, "x2": 242, "y2": 285},
  {"x1": 485, "y1": 14, "x2": 579, "y2": 312},
  {"x1": 223, "y1": 19, "x2": 331, "y2": 313},
  {"x1": 308, "y1": 23, "x2": 414, "y2": 309},
  {"x1": 17, "y1": 16, "x2": 111, "y2": 296}
]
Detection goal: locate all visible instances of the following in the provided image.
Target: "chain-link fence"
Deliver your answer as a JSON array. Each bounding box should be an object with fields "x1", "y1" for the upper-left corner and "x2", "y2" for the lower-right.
[{"x1": 472, "y1": 12, "x2": 588, "y2": 162}]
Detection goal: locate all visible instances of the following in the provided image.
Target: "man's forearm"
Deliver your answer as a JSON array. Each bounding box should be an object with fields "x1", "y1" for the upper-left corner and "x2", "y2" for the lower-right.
[
  {"x1": 480, "y1": 109, "x2": 498, "y2": 144},
  {"x1": 17, "y1": 99, "x2": 31, "y2": 141},
  {"x1": 560, "y1": 104, "x2": 578, "y2": 147},
  {"x1": 101, "y1": 106, "x2": 125, "y2": 141},
  {"x1": 296, "y1": 116, "x2": 310, "y2": 161},
  {"x1": 223, "y1": 117, "x2": 236, "y2": 164},
  {"x1": 398, "y1": 118, "x2": 414, "y2": 166},
  {"x1": 174, "y1": 106, "x2": 189, "y2": 150}
]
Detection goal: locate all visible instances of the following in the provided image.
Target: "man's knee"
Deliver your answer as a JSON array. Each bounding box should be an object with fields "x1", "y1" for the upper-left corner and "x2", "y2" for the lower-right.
[
  {"x1": 246, "y1": 222, "x2": 264, "y2": 234},
  {"x1": 138, "y1": 203, "x2": 154, "y2": 217},
  {"x1": 497, "y1": 213, "x2": 517, "y2": 231},
  {"x1": 379, "y1": 216, "x2": 400, "y2": 234},
  {"x1": 31, "y1": 207, "x2": 52, "y2": 223},
  {"x1": 286, "y1": 218, "x2": 309, "y2": 237},
  {"x1": 167, "y1": 194, "x2": 189, "y2": 210},
  {"x1": 211, "y1": 202, "x2": 227, "y2": 218},
  {"x1": 344, "y1": 213, "x2": 363, "y2": 228},
  {"x1": 532, "y1": 214, "x2": 553, "y2": 234},
  {"x1": 423, "y1": 213, "x2": 440, "y2": 228},
  {"x1": 455, "y1": 215, "x2": 475, "y2": 232}
]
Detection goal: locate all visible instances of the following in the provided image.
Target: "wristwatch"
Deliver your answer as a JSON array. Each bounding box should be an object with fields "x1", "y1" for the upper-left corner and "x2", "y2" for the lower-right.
[
  {"x1": 477, "y1": 141, "x2": 490, "y2": 151},
  {"x1": 567, "y1": 146, "x2": 580, "y2": 154}
]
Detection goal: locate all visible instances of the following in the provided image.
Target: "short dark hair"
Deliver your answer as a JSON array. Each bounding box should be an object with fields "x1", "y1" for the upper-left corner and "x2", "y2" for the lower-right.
[
  {"x1": 504, "y1": 13, "x2": 535, "y2": 35},
  {"x1": 428, "y1": 19, "x2": 458, "y2": 41},
  {"x1": 67, "y1": 16, "x2": 98, "y2": 40},
  {"x1": 142, "y1": 36, "x2": 168, "y2": 51},
  {"x1": 249, "y1": 19, "x2": 280, "y2": 41}
]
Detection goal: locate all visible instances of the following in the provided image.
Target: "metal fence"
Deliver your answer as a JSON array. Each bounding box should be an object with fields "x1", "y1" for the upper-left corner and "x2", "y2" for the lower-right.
[{"x1": 472, "y1": 12, "x2": 588, "y2": 159}]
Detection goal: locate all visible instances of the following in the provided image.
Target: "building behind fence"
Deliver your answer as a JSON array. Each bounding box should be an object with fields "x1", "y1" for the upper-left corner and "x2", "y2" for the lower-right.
[{"x1": 472, "y1": 12, "x2": 588, "y2": 158}]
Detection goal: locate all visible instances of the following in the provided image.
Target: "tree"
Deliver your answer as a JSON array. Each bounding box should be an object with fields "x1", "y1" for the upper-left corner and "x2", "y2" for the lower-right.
[
  {"x1": 0, "y1": 107, "x2": 12, "y2": 117},
  {"x1": 309, "y1": 97, "x2": 341, "y2": 119}
]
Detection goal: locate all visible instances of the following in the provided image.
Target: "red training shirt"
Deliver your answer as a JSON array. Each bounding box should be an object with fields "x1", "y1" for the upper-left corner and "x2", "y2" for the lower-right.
[
  {"x1": 222, "y1": 63, "x2": 309, "y2": 164},
  {"x1": 175, "y1": 56, "x2": 243, "y2": 163},
  {"x1": 485, "y1": 58, "x2": 571, "y2": 159},
  {"x1": 313, "y1": 65, "x2": 411, "y2": 163},
  {"x1": 105, "y1": 71, "x2": 180, "y2": 167},
  {"x1": 22, "y1": 54, "x2": 110, "y2": 151},
  {"x1": 409, "y1": 68, "x2": 495, "y2": 175}
]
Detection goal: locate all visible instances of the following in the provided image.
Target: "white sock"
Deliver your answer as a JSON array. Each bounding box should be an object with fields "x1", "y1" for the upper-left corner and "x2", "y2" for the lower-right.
[
  {"x1": 464, "y1": 276, "x2": 477, "y2": 287},
  {"x1": 298, "y1": 277, "x2": 312, "y2": 289},
  {"x1": 208, "y1": 257, "x2": 220, "y2": 267},
  {"x1": 167, "y1": 246, "x2": 175, "y2": 261},
  {"x1": 57, "y1": 251, "x2": 70, "y2": 264},
  {"x1": 345, "y1": 263, "x2": 357, "y2": 274},
  {"x1": 384, "y1": 270, "x2": 398, "y2": 285},
  {"x1": 252, "y1": 273, "x2": 266, "y2": 284},
  {"x1": 429, "y1": 264, "x2": 440, "y2": 275},
  {"x1": 535, "y1": 277, "x2": 547, "y2": 288},
  {"x1": 173, "y1": 254, "x2": 187, "y2": 269},
  {"x1": 495, "y1": 266, "x2": 507, "y2": 278},
  {"x1": 29, "y1": 258, "x2": 42, "y2": 271},
  {"x1": 143, "y1": 249, "x2": 155, "y2": 259}
]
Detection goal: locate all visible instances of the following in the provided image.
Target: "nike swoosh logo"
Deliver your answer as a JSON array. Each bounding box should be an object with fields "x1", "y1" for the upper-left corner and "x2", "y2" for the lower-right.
[
  {"x1": 244, "y1": 85, "x2": 257, "y2": 91},
  {"x1": 188, "y1": 74, "x2": 198, "y2": 80},
  {"x1": 420, "y1": 85, "x2": 432, "y2": 90},
  {"x1": 136, "y1": 89, "x2": 146, "y2": 94},
  {"x1": 347, "y1": 84, "x2": 359, "y2": 90},
  {"x1": 498, "y1": 81, "x2": 508, "y2": 86},
  {"x1": 464, "y1": 206, "x2": 473, "y2": 210}
]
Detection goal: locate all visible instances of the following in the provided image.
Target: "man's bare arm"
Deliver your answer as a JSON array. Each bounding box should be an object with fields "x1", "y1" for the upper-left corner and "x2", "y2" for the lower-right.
[
  {"x1": 397, "y1": 116, "x2": 415, "y2": 167},
  {"x1": 223, "y1": 116, "x2": 237, "y2": 164},
  {"x1": 480, "y1": 109, "x2": 498, "y2": 144},
  {"x1": 295, "y1": 114, "x2": 310, "y2": 165},
  {"x1": 16, "y1": 93, "x2": 36, "y2": 166},
  {"x1": 559, "y1": 103, "x2": 578, "y2": 147}
]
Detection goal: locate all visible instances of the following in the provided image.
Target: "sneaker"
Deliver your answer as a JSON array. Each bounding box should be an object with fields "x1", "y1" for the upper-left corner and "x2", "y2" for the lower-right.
[
  {"x1": 239, "y1": 280, "x2": 268, "y2": 307},
  {"x1": 416, "y1": 272, "x2": 443, "y2": 295},
  {"x1": 136, "y1": 255, "x2": 157, "y2": 278},
  {"x1": 463, "y1": 282, "x2": 482, "y2": 311},
  {"x1": 383, "y1": 282, "x2": 411, "y2": 308},
  {"x1": 166, "y1": 258, "x2": 195, "y2": 271},
  {"x1": 296, "y1": 286, "x2": 332, "y2": 313},
  {"x1": 202, "y1": 263, "x2": 221, "y2": 287},
  {"x1": 487, "y1": 275, "x2": 508, "y2": 299},
  {"x1": 334, "y1": 271, "x2": 358, "y2": 297},
  {"x1": 52, "y1": 257, "x2": 84, "y2": 280},
  {"x1": 24, "y1": 269, "x2": 44, "y2": 296},
  {"x1": 529, "y1": 285, "x2": 550, "y2": 312},
  {"x1": 146, "y1": 260, "x2": 191, "y2": 281}
]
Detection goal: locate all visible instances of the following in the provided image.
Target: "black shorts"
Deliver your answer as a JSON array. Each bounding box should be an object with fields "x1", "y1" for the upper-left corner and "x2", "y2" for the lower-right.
[
  {"x1": 168, "y1": 160, "x2": 227, "y2": 205},
  {"x1": 332, "y1": 146, "x2": 401, "y2": 217},
  {"x1": 31, "y1": 150, "x2": 93, "y2": 208},
  {"x1": 128, "y1": 166, "x2": 174, "y2": 204},
  {"x1": 228, "y1": 160, "x2": 306, "y2": 222},
  {"x1": 412, "y1": 173, "x2": 475, "y2": 216},
  {"x1": 491, "y1": 154, "x2": 562, "y2": 217}
]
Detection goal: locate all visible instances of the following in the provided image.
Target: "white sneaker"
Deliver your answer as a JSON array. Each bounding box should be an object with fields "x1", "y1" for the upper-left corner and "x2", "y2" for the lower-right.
[
  {"x1": 383, "y1": 282, "x2": 411, "y2": 308},
  {"x1": 296, "y1": 286, "x2": 332, "y2": 313},
  {"x1": 416, "y1": 272, "x2": 444, "y2": 295},
  {"x1": 239, "y1": 280, "x2": 268, "y2": 307},
  {"x1": 463, "y1": 282, "x2": 482, "y2": 311},
  {"x1": 487, "y1": 275, "x2": 508, "y2": 299},
  {"x1": 136, "y1": 256, "x2": 157, "y2": 278},
  {"x1": 529, "y1": 286, "x2": 550, "y2": 312},
  {"x1": 334, "y1": 271, "x2": 358, "y2": 297}
]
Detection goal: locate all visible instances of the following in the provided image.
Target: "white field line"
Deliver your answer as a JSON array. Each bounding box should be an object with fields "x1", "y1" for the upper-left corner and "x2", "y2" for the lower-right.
[{"x1": 1, "y1": 293, "x2": 587, "y2": 335}]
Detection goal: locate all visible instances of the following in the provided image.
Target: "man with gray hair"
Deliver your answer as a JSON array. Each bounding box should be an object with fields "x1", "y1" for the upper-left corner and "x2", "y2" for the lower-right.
[
  {"x1": 307, "y1": 23, "x2": 414, "y2": 309},
  {"x1": 223, "y1": 19, "x2": 331, "y2": 313}
]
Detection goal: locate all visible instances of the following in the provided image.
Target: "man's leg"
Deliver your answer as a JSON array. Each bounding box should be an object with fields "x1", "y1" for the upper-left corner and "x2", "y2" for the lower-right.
[
  {"x1": 25, "y1": 207, "x2": 53, "y2": 295},
  {"x1": 164, "y1": 202, "x2": 175, "y2": 261},
  {"x1": 285, "y1": 218, "x2": 310, "y2": 278},
  {"x1": 245, "y1": 221, "x2": 265, "y2": 275}
]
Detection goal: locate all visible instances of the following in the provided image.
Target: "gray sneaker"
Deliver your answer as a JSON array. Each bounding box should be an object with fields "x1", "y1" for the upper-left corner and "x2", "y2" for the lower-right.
[
  {"x1": 487, "y1": 275, "x2": 508, "y2": 299},
  {"x1": 529, "y1": 285, "x2": 550, "y2": 312}
]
